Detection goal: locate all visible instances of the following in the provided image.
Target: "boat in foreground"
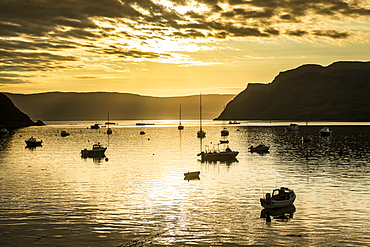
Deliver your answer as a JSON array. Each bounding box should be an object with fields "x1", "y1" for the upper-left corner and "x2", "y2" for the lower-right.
[
  {"x1": 81, "y1": 143, "x2": 107, "y2": 158},
  {"x1": 25, "y1": 137, "x2": 43, "y2": 147},
  {"x1": 198, "y1": 146, "x2": 238, "y2": 161},
  {"x1": 249, "y1": 144, "x2": 270, "y2": 152},
  {"x1": 260, "y1": 187, "x2": 296, "y2": 209}
]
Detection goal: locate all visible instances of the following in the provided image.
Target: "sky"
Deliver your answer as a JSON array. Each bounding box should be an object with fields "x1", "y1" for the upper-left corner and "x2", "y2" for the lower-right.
[{"x1": 1, "y1": 0, "x2": 370, "y2": 97}]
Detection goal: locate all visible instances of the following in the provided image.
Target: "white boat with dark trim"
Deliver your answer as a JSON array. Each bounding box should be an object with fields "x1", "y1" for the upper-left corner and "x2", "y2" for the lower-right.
[
  {"x1": 81, "y1": 143, "x2": 107, "y2": 157},
  {"x1": 320, "y1": 127, "x2": 332, "y2": 137},
  {"x1": 260, "y1": 187, "x2": 296, "y2": 209},
  {"x1": 25, "y1": 137, "x2": 43, "y2": 147}
]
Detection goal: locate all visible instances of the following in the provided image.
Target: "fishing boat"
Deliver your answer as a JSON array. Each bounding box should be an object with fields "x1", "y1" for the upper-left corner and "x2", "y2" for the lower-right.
[
  {"x1": 320, "y1": 127, "x2": 332, "y2": 137},
  {"x1": 81, "y1": 143, "x2": 107, "y2": 157},
  {"x1": 184, "y1": 171, "x2": 200, "y2": 180},
  {"x1": 61, "y1": 130, "x2": 70, "y2": 137},
  {"x1": 197, "y1": 93, "x2": 206, "y2": 138},
  {"x1": 249, "y1": 144, "x2": 270, "y2": 152},
  {"x1": 198, "y1": 145, "x2": 238, "y2": 161},
  {"x1": 260, "y1": 187, "x2": 296, "y2": 209},
  {"x1": 25, "y1": 137, "x2": 42, "y2": 147},
  {"x1": 285, "y1": 123, "x2": 299, "y2": 131},
  {"x1": 178, "y1": 103, "x2": 184, "y2": 130}
]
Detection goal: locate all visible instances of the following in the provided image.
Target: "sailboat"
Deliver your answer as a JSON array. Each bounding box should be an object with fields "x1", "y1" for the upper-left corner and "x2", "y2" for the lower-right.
[
  {"x1": 220, "y1": 106, "x2": 229, "y2": 137},
  {"x1": 197, "y1": 93, "x2": 206, "y2": 138},
  {"x1": 178, "y1": 103, "x2": 184, "y2": 130},
  {"x1": 106, "y1": 112, "x2": 112, "y2": 134}
]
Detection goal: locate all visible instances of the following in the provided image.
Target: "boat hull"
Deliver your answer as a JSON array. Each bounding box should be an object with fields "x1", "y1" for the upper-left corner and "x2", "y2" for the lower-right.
[
  {"x1": 25, "y1": 141, "x2": 42, "y2": 147},
  {"x1": 200, "y1": 151, "x2": 238, "y2": 161},
  {"x1": 184, "y1": 171, "x2": 200, "y2": 180},
  {"x1": 81, "y1": 148, "x2": 106, "y2": 158}
]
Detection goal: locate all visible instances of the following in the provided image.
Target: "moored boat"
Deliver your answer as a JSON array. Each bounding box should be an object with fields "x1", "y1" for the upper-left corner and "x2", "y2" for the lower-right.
[
  {"x1": 285, "y1": 123, "x2": 299, "y2": 131},
  {"x1": 61, "y1": 130, "x2": 70, "y2": 137},
  {"x1": 90, "y1": 123, "x2": 100, "y2": 129},
  {"x1": 320, "y1": 127, "x2": 332, "y2": 137},
  {"x1": 184, "y1": 171, "x2": 200, "y2": 180},
  {"x1": 198, "y1": 145, "x2": 238, "y2": 161},
  {"x1": 81, "y1": 143, "x2": 107, "y2": 157},
  {"x1": 25, "y1": 137, "x2": 42, "y2": 147},
  {"x1": 249, "y1": 144, "x2": 270, "y2": 152},
  {"x1": 260, "y1": 187, "x2": 296, "y2": 209},
  {"x1": 228, "y1": 121, "x2": 240, "y2": 124}
]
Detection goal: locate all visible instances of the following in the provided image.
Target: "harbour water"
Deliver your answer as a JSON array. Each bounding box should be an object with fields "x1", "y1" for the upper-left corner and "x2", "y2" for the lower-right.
[{"x1": 1, "y1": 120, "x2": 370, "y2": 246}]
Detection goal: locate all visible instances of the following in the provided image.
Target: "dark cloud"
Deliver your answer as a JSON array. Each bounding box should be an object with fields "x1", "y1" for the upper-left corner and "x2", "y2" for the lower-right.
[{"x1": 0, "y1": 0, "x2": 369, "y2": 83}]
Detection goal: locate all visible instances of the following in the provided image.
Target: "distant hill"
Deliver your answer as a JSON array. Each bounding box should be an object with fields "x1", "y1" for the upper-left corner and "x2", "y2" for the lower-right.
[
  {"x1": 216, "y1": 61, "x2": 370, "y2": 121},
  {"x1": 5, "y1": 92, "x2": 235, "y2": 121},
  {"x1": 0, "y1": 93, "x2": 35, "y2": 128}
]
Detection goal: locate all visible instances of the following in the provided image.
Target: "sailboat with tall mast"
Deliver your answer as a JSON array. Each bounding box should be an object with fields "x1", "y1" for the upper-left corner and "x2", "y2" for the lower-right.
[
  {"x1": 178, "y1": 103, "x2": 184, "y2": 130},
  {"x1": 106, "y1": 112, "x2": 112, "y2": 135},
  {"x1": 197, "y1": 93, "x2": 206, "y2": 138}
]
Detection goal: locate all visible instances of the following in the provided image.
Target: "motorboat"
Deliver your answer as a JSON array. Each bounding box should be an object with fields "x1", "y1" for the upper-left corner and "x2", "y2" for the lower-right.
[
  {"x1": 61, "y1": 130, "x2": 70, "y2": 137},
  {"x1": 184, "y1": 171, "x2": 200, "y2": 180},
  {"x1": 198, "y1": 146, "x2": 239, "y2": 161},
  {"x1": 81, "y1": 143, "x2": 107, "y2": 157},
  {"x1": 249, "y1": 144, "x2": 270, "y2": 152},
  {"x1": 285, "y1": 123, "x2": 299, "y2": 132},
  {"x1": 320, "y1": 127, "x2": 332, "y2": 137},
  {"x1": 90, "y1": 123, "x2": 100, "y2": 129},
  {"x1": 260, "y1": 187, "x2": 296, "y2": 209},
  {"x1": 25, "y1": 137, "x2": 42, "y2": 147}
]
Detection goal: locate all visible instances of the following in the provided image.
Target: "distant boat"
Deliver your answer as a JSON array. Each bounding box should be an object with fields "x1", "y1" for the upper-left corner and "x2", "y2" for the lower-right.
[
  {"x1": 249, "y1": 144, "x2": 270, "y2": 152},
  {"x1": 219, "y1": 140, "x2": 229, "y2": 144},
  {"x1": 81, "y1": 143, "x2": 106, "y2": 158},
  {"x1": 25, "y1": 137, "x2": 42, "y2": 147},
  {"x1": 320, "y1": 127, "x2": 332, "y2": 137},
  {"x1": 184, "y1": 171, "x2": 200, "y2": 180},
  {"x1": 260, "y1": 187, "x2": 296, "y2": 209},
  {"x1": 221, "y1": 128, "x2": 229, "y2": 136},
  {"x1": 228, "y1": 121, "x2": 240, "y2": 124},
  {"x1": 140, "y1": 130, "x2": 145, "y2": 135},
  {"x1": 90, "y1": 123, "x2": 100, "y2": 129},
  {"x1": 106, "y1": 112, "x2": 112, "y2": 134},
  {"x1": 198, "y1": 145, "x2": 238, "y2": 161},
  {"x1": 197, "y1": 93, "x2": 206, "y2": 138},
  {"x1": 61, "y1": 130, "x2": 70, "y2": 137},
  {"x1": 285, "y1": 123, "x2": 299, "y2": 132},
  {"x1": 178, "y1": 103, "x2": 184, "y2": 130}
]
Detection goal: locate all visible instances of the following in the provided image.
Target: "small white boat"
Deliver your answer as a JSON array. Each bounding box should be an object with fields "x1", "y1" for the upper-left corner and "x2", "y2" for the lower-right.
[
  {"x1": 320, "y1": 127, "x2": 332, "y2": 137},
  {"x1": 198, "y1": 146, "x2": 238, "y2": 161},
  {"x1": 249, "y1": 144, "x2": 270, "y2": 152},
  {"x1": 81, "y1": 143, "x2": 107, "y2": 157},
  {"x1": 285, "y1": 123, "x2": 299, "y2": 131},
  {"x1": 260, "y1": 187, "x2": 296, "y2": 209},
  {"x1": 184, "y1": 171, "x2": 200, "y2": 180},
  {"x1": 61, "y1": 130, "x2": 70, "y2": 137},
  {"x1": 25, "y1": 137, "x2": 42, "y2": 147}
]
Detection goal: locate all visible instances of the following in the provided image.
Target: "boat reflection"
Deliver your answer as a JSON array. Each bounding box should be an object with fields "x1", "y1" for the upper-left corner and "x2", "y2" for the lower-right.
[
  {"x1": 260, "y1": 204, "x2": 296, "y2": 222},
  {"x1": 199, "y1": 158, "x2": 238, "y2": 165}
]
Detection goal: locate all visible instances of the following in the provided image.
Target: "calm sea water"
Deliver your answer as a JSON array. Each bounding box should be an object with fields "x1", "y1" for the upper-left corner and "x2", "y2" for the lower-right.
[{"x1": 1, "y1": 120, "x2": 370, "y2": 246}]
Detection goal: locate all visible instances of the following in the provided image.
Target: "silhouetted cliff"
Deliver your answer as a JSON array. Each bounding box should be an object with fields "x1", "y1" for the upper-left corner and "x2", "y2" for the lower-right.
[
  {"x1": 216, "y1": 61, "x2": 370, "y2": 121},
  {"x1": 6, "y1": 92, "x2": 235, "y2": 121},
  {"x1": 0, "y1": 93, "x2": 35, "y2": 128}
]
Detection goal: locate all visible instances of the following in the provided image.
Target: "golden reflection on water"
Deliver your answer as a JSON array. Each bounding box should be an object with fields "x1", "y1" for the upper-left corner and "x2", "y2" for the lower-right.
[{"x1": 0, "y1": 121, "x2": 370, "y2": 246}]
